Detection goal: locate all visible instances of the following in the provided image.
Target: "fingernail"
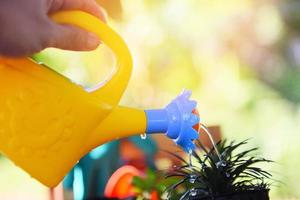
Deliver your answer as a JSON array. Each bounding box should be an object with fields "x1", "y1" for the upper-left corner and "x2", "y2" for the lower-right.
[{"x1": 86, "y1": 33, "x2": 100, "y2": 49}]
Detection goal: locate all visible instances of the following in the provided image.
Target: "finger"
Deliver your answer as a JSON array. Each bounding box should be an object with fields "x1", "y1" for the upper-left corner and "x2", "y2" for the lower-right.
[
  {"x1": 49, "y1": 0, "x2": 106, "y2": 22},
  {"x1": 46, "y1": 23, "x2": 100, "y2": 51}
]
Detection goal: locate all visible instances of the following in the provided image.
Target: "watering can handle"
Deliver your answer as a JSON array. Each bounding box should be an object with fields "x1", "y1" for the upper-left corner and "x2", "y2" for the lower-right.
[{"x1": 51, "y1": 11, "x2": 133, "y2": 105}]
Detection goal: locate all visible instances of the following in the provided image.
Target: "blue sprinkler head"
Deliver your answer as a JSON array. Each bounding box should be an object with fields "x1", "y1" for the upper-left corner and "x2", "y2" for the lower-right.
[{"x1": 145, "y1": 90, "x2": 200, "y2": 152}]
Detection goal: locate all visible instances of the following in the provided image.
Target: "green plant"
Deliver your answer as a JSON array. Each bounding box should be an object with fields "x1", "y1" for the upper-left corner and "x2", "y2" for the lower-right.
[
  {"x1": 164, "y1": 140, "x2": 273, "y2": 199},
  {"x1": 132, "y1": 168, "x2": 179, "y2": 200}
]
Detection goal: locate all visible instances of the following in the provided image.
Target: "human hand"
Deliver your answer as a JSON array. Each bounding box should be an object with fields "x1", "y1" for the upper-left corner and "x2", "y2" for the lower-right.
[{"x1": 0, "y1": 0, "x2": 106, "y2": 57}]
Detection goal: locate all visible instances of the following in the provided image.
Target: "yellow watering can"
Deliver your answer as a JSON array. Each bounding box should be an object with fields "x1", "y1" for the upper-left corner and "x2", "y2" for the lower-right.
[{"x1": 0, "y1": 11, "x2": 200, "y2": 187}]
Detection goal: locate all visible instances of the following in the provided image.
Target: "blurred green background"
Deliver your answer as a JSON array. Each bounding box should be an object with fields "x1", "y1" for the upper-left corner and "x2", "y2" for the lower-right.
[{"x1": 1, "y1": 0, "x2": 300, "y2": 199}]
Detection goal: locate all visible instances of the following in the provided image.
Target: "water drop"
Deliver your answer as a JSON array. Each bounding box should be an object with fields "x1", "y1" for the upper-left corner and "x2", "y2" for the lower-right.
[
  {"x1": 216, "y1": 160, "x2": 227, "y2": 168},
  {"x1": 189, "y1": 188, "x2": 197, "y2": 197},
  {"x1": 140, "y1": 133, "x2": 147, "y2": 140},
  {"x1": 225, "y1": 172, "x2": 230, "y2": 178},
  {"x1": 188, "y1": 149, "x2": 193, "y2": 167},
  {"x1": 189, "y1": 174, "x2": 197, "y2": 183}
]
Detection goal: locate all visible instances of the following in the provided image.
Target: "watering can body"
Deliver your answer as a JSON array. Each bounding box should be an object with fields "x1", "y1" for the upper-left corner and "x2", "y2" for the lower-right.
[
  {"x1": 0, "y1": 11, "x2": 199, "y2": 187},
  {"x1": 0, "y1": 11, "x2": 147, "y2": 187}
]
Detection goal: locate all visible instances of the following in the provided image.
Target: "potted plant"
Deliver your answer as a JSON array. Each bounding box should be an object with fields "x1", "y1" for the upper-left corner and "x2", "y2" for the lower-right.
[{"x1": 164, "y1": 140, "x2": 273, "y2": 200}]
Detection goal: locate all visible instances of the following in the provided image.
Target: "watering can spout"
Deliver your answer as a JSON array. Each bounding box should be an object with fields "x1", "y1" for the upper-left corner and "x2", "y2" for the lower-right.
[
  {"x1": 88, "y1": 90, "x2": 200, "y2": 154},
  {"x1": 145, "y1": 90, "x2": 200, "y2": 152}
]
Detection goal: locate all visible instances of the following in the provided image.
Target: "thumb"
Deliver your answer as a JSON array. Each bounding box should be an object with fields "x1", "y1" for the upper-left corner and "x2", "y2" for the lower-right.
[{"x1": 47, "y1": 23, "x2": 100, "y2": 51}]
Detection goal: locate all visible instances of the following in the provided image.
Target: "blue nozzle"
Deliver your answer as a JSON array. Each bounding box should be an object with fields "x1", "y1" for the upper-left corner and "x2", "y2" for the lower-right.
[{"x1": 145, "y1": 90, "x2": 200, "y2": 152}]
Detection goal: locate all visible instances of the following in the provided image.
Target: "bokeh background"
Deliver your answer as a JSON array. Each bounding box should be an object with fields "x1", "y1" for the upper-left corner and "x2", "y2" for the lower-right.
[{"x1": 1, "y1": 0, "x2": 300, "y2": 199}]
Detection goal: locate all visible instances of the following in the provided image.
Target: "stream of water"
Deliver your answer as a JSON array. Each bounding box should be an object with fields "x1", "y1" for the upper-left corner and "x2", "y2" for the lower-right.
[
  {"x1": 199, "y1": 123, "x2": 222, "y2": 161},
  {"x1": 188, "y1": 122, "x2": 224, "y2": 170},
  {"x1": 140, "y1": 133, "x2": 147, "y2": 140}
]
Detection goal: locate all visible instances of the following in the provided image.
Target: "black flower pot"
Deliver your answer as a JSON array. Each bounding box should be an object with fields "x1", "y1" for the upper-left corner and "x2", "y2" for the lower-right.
[{"x1": 189, "y1": 189, "x2": 269, "y2": 200}]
